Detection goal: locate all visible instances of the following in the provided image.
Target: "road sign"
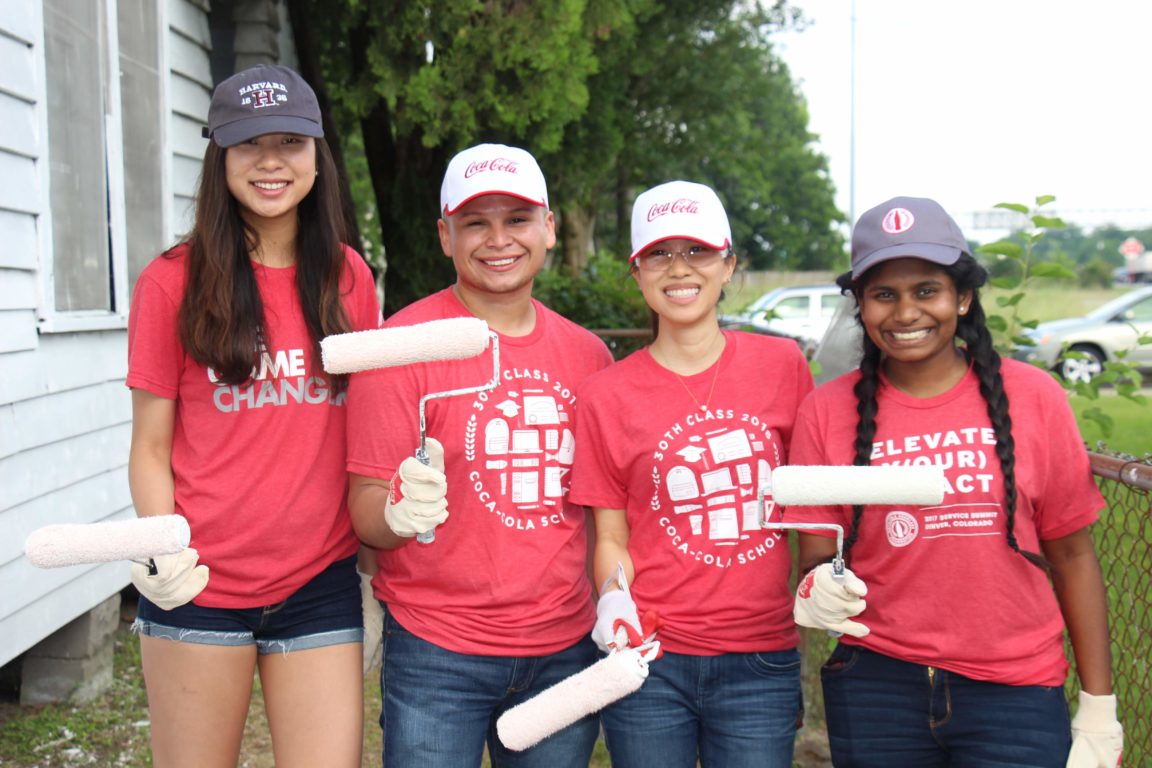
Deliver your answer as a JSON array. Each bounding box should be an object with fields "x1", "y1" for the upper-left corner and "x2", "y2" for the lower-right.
[{"x1": 1120, "y1": 237, "x2": 1145, "y2": 258}]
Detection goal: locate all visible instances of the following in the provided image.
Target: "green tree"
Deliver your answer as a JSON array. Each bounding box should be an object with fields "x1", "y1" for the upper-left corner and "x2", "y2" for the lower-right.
[
  {"x1": 292, "y1": 0, "x2": 623, "y2": 312},
  {"x1": 550, "y1": 1, "x2": 843, "y2": 272},
  {"x1": 290, "y1": 0, "x2": 843, "y2": 314}
]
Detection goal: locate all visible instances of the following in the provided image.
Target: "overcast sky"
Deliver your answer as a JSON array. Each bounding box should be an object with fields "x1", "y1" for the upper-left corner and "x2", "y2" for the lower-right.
[{"x1": 774, "y1": 1, "x2": 1152, "y2": 240}]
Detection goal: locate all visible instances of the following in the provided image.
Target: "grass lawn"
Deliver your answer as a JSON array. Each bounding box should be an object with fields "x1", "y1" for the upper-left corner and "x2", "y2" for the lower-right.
[
  {"x1": 1071, "y1": 390, "x2": 1151, "y2": 456},
  {"x1": 0, "y1": 620, "x2": 824, "y2": 766}
]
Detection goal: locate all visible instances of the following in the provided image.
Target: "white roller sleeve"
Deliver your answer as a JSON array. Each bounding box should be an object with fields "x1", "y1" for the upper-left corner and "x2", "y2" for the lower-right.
[
  {"x1": 771, "y1": 465, "x2": 945, "y2": 506},
  {"x1": 321, "y1": 317, "x2": 491, "y2": 374},
  {"x1": 25, "y1": 515, "x2": 192, "y2": 568},
  {"x1": 497, "y1": 647, "x2": 650, "y2": 752}
]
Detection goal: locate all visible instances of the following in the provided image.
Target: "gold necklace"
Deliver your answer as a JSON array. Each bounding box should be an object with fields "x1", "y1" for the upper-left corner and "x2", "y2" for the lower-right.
[
  {"x1": 663, "y1": 333, "x2": 726, "y2": 412},
  {"x1": 675, "y1": 362, "x2": 722, "y2": 412}
]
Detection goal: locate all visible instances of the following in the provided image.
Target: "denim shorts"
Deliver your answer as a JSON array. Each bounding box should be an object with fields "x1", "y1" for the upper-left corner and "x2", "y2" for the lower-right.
[{"x1": 132, "y1": 554, "x2": 363, "y2": 654}]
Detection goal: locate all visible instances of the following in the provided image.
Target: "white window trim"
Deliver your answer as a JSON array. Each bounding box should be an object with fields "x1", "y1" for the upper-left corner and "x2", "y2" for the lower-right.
[{"x1": 34, "y1": 0, "x2": 171, "y2": 334}]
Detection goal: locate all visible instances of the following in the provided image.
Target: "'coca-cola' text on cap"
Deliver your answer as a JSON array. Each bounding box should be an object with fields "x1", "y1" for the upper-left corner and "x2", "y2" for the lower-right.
[
  {"x1": 630, "y1": 180, "x2": 731, "y2": 262},
  {"x1": 440, "y1": 144, "x2": 549, "y2": 216}
]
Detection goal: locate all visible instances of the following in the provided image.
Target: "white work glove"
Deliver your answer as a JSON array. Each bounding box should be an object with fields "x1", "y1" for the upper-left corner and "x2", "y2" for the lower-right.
[
  {"x1": 591, "y1": 589, "x2": 643, "y2": 653},
  {"x1": 385, "y1": 437, "x2": 448, "y2": 538},
  {"x1": 1068, "y1": 691, "x2": 1124, "y2": 768},
  {"x1": 130, "y1": 548, "x2": 209, "y2": 610},
  {"x1": 793, "y1": 562, "x2": 870, "y2": 638},
  {"x1": 360, "y1": 569, "x2": 383, "y2": 674}
]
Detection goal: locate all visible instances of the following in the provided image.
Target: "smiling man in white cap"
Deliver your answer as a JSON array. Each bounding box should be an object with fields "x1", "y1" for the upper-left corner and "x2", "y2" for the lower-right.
[{"x1": 347, "y1": 143, "x2": 614, "y2": 767}]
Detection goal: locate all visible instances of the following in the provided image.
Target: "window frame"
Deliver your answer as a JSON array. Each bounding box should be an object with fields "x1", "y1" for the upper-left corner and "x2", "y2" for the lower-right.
[{"x1": 33, "y1": 0, "x2": 170, "y2": 333}]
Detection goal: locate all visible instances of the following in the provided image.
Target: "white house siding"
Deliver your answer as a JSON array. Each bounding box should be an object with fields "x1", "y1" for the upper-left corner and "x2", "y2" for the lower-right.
[
  {"x1": 0, "y1": 0, "x2": 215, "y2": 668},
  {"x1": 168, "y1": 0, "x2": 213, "y2": 234}
]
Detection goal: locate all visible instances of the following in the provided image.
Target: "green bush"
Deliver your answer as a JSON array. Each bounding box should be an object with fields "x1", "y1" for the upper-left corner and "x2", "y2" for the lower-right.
[
  {"x1": 1079, "y1": 255, "x2": 1115, "y2": 289},
  {"x1": 534, "y1": 252, "x2": 652, "y2": 357}
]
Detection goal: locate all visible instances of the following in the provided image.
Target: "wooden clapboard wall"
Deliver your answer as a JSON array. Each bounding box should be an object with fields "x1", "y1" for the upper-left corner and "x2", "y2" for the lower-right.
[{"x1": 0, "y1": 0, "x2": 237, "y2": 668}]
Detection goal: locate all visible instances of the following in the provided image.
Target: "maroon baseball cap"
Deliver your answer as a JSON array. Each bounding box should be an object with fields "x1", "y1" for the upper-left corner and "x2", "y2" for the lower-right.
[
  {"x1": 203, "y1": 64, "x2": 323, "y2": 147},
  {"x1": 851, "y1": 196, "x2": 971, "y2": 278}
]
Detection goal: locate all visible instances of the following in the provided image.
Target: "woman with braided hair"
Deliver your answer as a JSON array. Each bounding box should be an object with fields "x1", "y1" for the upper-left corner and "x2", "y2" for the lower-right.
[{"x1": 786, "y1": 196, "x2": 1122, "y2": 768}]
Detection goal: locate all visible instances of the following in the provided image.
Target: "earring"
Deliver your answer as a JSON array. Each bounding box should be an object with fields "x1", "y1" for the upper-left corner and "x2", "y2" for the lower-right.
[{"x1": 959, "y1": 305, "x2": 967, "y2": 314}]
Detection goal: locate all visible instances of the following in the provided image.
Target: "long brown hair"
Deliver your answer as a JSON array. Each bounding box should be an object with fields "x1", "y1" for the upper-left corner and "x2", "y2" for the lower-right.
[{"x1": 175, "y1": 137, "x2": 355, "y2": 387}]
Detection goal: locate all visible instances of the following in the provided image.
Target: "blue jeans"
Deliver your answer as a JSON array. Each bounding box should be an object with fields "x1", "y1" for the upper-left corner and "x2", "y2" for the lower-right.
[
  {"x1": 600, "y1": 648, "x2": 802, "y2": 768},
  {"x1": 821, "y1": 644, "x2": 1072, "y2": 767},
  {"x1": 379, "y1": 606, "x2": 600, "y2": 768}
]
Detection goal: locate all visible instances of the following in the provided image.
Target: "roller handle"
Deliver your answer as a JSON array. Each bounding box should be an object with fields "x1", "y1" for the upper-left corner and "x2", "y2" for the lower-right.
[
  {"x1": 414, "y1": 444, "x2": 435, "y2": 545},
  {"x1": 827, "y1": 566, "x2": 845, "y2": 639}
]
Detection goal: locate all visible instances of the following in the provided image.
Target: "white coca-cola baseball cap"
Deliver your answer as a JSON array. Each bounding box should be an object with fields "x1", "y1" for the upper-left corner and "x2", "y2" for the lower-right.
[
  {"x1": 440, "y1": 143, "x2": 549, "y2": 216},
  {"x1": 630, "y1": 180, "x2": 731, "y2": 262}
]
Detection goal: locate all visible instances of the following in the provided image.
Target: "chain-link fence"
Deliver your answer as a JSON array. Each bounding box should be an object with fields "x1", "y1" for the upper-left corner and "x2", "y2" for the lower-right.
[
  {"x1": 1081, "y1": 452, "x2": 1152, "y2": 763},
  {"x1": 798, "y1": 451, "x2": 1152, "y2": 765}
]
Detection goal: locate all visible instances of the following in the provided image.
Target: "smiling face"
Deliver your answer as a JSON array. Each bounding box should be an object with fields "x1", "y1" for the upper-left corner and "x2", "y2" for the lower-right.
[
  {"x1": 632, "y1": 238, "x2": 736, "y2": 331},
  {"x1": 857, "y1": 257, "x2": 972, "y2": 380},
  {"x1": 224, "y1": 133, "x2": 317, "y2": 232},
  {"x1": 437, "y1": 194, "x2": 555, "y2": 303}
]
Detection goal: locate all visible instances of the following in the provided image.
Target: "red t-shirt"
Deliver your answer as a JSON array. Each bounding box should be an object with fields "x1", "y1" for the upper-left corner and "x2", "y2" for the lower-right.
[
  {"x1": 126, "y1": 244, "x2": 380, "y2": 607},
  {"x1": 347, "y1": 288, "x2": 614, "y2": 655},
  {"x1": 787, "y1": 360, "x2": 1104, "y2": 686},
  {"x1": 569, "y1": 332, "x2": 814, "y2": 655}
]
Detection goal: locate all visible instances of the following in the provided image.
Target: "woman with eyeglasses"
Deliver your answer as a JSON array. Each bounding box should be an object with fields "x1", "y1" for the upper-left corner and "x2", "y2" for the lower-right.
[{"x1": 569, "y1": 180, "x2": 814, "y2": 767}]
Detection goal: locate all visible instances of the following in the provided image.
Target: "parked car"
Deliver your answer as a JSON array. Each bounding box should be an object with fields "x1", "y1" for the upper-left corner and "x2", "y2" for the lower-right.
[
  {"x1": 1014, "y1": 285, "x2": 1152, "y2": 383},
  {"x1": 720, "y1": 284, "x2": 844, "y2": 352}
]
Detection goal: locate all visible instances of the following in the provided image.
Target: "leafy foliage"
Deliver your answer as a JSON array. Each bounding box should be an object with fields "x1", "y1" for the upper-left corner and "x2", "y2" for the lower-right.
[
  {"x1": 978, "y1": 196, "x2": 1148, "y2": 437},
  {"x1": 290, "y1": 0, "x2": 844, "y2": 313},
  {"x1": 533, "y1": 252, "x2": 651, "y2": 357},
  {"x1": 549, "y1": 1, "x2": 844, "y2": 271}
]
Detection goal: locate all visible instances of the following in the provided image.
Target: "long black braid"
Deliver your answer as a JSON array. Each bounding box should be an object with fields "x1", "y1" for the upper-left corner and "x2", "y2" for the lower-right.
[{"x1": 837, "y1": 256, "x2": 1047, "y2": 570}]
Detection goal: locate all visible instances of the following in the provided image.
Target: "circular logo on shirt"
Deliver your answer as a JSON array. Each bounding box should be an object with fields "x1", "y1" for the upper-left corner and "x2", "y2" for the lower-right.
[
  {"x1": 884, "y1": 510, "x2": 919, "y2": 547},
  {"x1": 462, "y1": 367, "x2": 579, "y2": 535},
  {"x1": 647, "y1": 408, "x2": 784, "y2": 568}
]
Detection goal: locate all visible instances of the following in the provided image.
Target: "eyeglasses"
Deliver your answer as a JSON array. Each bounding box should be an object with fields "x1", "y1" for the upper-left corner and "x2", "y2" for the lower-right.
[{"x1": 634, "y1": 245, "x2": 728, "y2": 272}]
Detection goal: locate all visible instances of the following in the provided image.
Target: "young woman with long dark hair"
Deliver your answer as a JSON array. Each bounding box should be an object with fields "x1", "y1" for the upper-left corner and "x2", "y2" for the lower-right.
[
  {"x1": 126, "y1": 64, "x2": 379, "y2": 767},
  {"x1": 788, "y1": 196, "x2": 1122, "y2": 768}
]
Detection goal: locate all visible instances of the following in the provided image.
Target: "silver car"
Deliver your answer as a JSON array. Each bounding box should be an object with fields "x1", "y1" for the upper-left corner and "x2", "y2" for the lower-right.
[
  {"x1": 720, "y1": 284, "x2": 843, "y2": 353},
  {"x1": 1015, "y1": 286, "x2": 1152, "y2": 383}
]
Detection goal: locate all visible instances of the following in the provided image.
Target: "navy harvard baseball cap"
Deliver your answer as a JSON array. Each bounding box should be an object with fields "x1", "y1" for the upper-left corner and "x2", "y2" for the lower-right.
[
  {"x1": 851, "y1": 196, "x2": 971, "y2": 278},
  {"x1": 203, "y1": 64, "x2": 323, "y2": 147}
]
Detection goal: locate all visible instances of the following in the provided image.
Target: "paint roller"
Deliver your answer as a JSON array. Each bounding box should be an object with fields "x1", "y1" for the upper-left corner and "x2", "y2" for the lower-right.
[
  {"x1": 770, "y1": 465, "x2": 946, "y2": 507},
  {"x1": 760, "y1": 464, "x2": 945, "y2": 639},
  {"x1": 496, "y1": 642, "x2": 655, "y2": 752},
  {"x1": 25, "y1": 515, "x2": 191, "y2": 568},
  {"x1": 496, "y1": 565, "x2": 661, "y2": 752},
  {"x1": 321, "y1": 317, "x2": 501, "y2": 543},
  {"x1": 320, "y1": 317, "x2": 492, "y2": 374},
  {"x1": 759, "y1": 464, "x2": 946, "y2": 578}
]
